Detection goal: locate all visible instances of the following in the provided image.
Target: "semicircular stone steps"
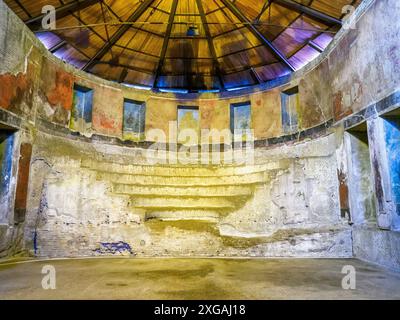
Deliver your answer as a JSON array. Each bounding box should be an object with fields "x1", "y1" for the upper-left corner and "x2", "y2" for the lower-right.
[
  {"x1": 130, "y1": 197, "x2": 236, "y2": 210},
  {"x1": 81, "y1": 159, "x2": 286, "y2": 177},
  {"x1": 82, "y1": 158, "x2": 289, "y2": 222},
  {"x1": 113, "y1": 184, "x2": 254, "y2": 197},
  {"x1": 145, "y1": 210, "x2": 221, "y2": 222},
  {"x1": 96, "y1": 171, "x2": 271, "y2": 187}
]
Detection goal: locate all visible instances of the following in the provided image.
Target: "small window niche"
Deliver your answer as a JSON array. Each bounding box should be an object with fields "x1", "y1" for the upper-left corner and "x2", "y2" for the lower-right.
[
  {"x1": 123, "y1": 99, "x2": 146, "y2": 141},
  {"x1": 70, "y1": 84, "x2": 93, "y2": 132},
  {"x1": 281, "y1": 86, "x2": 299, "y2": 134},
  {"x1": 381, "y1": 108, "x2": 400, "y2": 229},
  {"x1": 230, "y1": 102, "x2": 252, "y2": 142},
  {"x1": 177, "y1": 106, "x2": 200, "y2": 145},
  {"x1": 345, "y1": 122, "x2": 376, "y2": 225}
]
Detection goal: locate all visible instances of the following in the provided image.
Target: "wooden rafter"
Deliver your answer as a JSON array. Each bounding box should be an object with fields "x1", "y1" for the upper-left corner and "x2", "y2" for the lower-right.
[
  {"x1": 195, "y1": 0, "x2": 225, "y2": 89},
  {"x1": 25, "y1": 0, "x2": 101, "y2": 30},
  {"x1": 220, "y1": 0, "x2": 296, "y2": 72},
  {"x1": 274, "y1": 0, "x2": 342, "y2": 26},
  {"x1": 13, "y1": 0, "x2": 31, "y2": 18},
  {"x1": 153, "y1": 0, "x2": 179, "y2": 88},
  {"x1": 82, "y1": 0, "x2": 156, "y2": 71},
  {"x1": 254, "y1": 0, "x2": 271, "y2": 24},
  {"x1": 10, "y1": 0, "x2": 357, "y2": 91}
]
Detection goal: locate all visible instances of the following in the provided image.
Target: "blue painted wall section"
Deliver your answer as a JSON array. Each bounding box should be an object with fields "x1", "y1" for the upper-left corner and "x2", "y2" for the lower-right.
[
  {"x1": 383, "y1": 117, "x2": 400, "y2": 228},
  {"x1": 0, "y1": 132, "x2": 14, "y2": 223},
  {"x1": 70, "y1": 84, "x2": 93, "y2": 130},
  {"x1": 94, "y1": 241, "x2": 134, "y2": 255}
]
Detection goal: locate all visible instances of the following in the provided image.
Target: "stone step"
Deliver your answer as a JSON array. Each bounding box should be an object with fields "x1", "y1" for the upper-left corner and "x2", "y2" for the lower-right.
[
  {"x1": 113, "y1": 184, "x2": 254, "y2": 197},
  {"x1": 82, "y1": 159, "x2": 285, "y2": 177},
  {"x1": 130, "y1": 197, "x2": 236, "y2": 210},
  {"x1": 144, "y1": 210, "x2": 220, "y2": 222},
  {"x1": 98, "y1": 171, "x2": 269, "y2": 186}
]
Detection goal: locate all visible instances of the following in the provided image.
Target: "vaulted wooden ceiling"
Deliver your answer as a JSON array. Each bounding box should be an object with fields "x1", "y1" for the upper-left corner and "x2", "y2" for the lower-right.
[{"x1": 5, "y1": 0, "x2": 361, "y2": 92}]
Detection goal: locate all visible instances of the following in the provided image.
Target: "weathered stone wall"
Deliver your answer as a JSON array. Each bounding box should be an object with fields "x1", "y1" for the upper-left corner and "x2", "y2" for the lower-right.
[
  {"x1": 23, "y1": 130, "x2": 351, "y2": 258},
  {"x1": 0, "y1": 0, "x2": 399, "y2": 268}
]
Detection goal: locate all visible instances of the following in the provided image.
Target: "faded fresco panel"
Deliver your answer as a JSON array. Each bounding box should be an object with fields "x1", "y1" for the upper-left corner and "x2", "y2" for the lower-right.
[
  {"x1": 178, "y1": 106, "x2": 199, "y2": 145},
  {"x1": 123, "y1": 100, "x2": 146, "y2": 141}
]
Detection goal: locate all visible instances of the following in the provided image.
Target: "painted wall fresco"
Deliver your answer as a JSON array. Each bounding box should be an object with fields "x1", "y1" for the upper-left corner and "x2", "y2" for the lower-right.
[
  {"x1": 14, "y1": 143, "x2": 32, "y2": 223},
  {"x1": 123, "y1": 100, "x2": 146, "y2": 141},
  {"x1": 38, "y1": 59, "x2": 74, "y2": 126},
  {"x1": 91, "y1": 84, "x2": 123, "y2": 137},
  {"x1": 250, "y1": 90, "x2": 282, "y2": 140}
]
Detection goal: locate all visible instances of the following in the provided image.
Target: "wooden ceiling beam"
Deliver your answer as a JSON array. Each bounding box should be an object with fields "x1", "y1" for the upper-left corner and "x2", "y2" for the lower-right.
[
  {"x1": 49, "y1": 40, "x2": 67, "y2": 53},
  {"x1": 101, "y1": 1, "x2": 164, "y2": 38},
  {"x1": 254, "y1": 0, "x2": 271, "y2": 24},
  {"x1": 82, "y1": 0, "x2": 156, "y2": 71},
  {"x1": 196, "y1": 0, "x2": 225, "y2": 90},
  {"x1": 153, "y1": 0, "x2": 179, "y2": 88},
  {"x1": 220, "y1": 0, "x2": 295, "y2": 72},
  {"x1": 274, "y1": 0, "x2": 342, "y2": 26},
  {"x1": 14, "y1": 0, "x2": 32, "y2": 18},
  {"x1": 25, "y1": 0, "x2": 101, "y2": 29},
  {"x1": 95, "y1": 61, "x2": 154, "y2": 75},
  {"x1": 213, "y1": 25, "x2": 246, "y2": 39}
]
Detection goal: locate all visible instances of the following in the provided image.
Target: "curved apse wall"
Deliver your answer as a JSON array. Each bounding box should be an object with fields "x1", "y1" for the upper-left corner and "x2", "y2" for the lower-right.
[{"x1": 0, "y1": 0, "x2": 399, "y2": 269}]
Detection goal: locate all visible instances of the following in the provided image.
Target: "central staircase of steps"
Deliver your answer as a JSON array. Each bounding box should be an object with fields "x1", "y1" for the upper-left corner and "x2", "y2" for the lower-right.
[{"x1": 81, "y1": 159, "x2": 288, "y2": 222}]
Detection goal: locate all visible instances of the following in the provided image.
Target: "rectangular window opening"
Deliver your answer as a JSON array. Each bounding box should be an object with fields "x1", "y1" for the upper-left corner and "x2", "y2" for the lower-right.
[
  {"x1": 123, "y1": 99, "x2": 146, "y2": 141},
  {"x1": 230, "y1": 102, "x2": 252, "y2": 142},
  {"x1": 70, "y1": 84, "x2": 93, "y2": 132},
  {"x1": 281, "y1": 86, "x2": 299, "y2": 134},
  {"x1": 177, "y1": 106, "x2": 200, "y2": 145}
]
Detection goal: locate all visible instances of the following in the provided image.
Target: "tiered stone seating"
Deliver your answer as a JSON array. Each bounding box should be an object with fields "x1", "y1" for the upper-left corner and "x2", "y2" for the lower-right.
[{"x1": 81, "y1": 159, "x2": 286, "y2": 222}]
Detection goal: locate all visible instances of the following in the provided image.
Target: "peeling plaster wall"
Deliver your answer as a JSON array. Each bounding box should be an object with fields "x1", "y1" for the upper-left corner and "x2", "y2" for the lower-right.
[
  {"x1": 23, "y1": 131, "x2": 351, "y2": 258},
  {"x1": 0, "y1": 0, "x2": 399, "y2": 268}
]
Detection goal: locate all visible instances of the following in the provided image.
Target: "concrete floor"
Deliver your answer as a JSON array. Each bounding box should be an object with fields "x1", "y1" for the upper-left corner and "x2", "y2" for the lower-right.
[{"x1": 0, "y1": 258, "x2": 399, "y2": 300}]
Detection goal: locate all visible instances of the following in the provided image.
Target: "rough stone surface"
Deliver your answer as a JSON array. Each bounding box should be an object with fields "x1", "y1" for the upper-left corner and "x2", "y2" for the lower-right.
[
  {"x1": 22, "y1": 131, "x2": 351, "y2": 258},
  {"x1": 353, "y1": 227, "x2": 400, "y2": 272}
]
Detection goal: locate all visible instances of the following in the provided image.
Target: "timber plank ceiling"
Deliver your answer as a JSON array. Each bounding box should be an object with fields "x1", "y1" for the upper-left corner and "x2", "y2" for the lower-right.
[{"x1": 5, "y1": 0, "x2": 361, "y2": 92}]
